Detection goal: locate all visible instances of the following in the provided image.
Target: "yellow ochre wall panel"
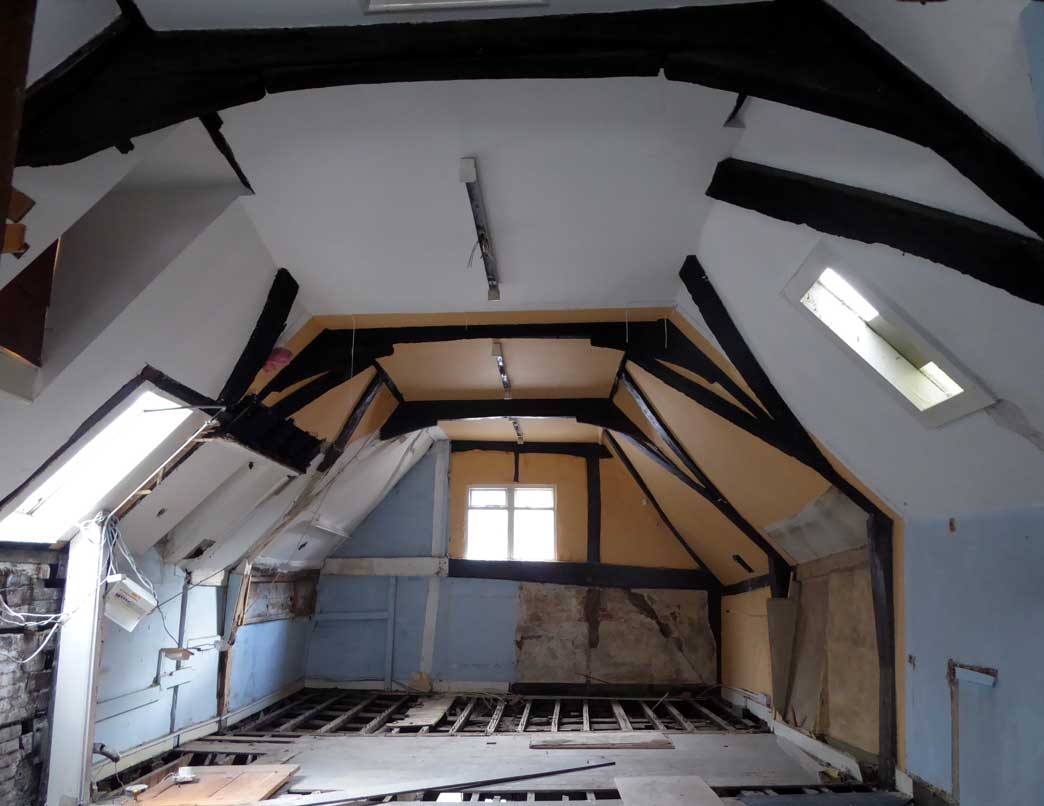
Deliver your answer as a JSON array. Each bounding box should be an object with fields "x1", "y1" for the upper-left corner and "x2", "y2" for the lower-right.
[
  {"x1": 722, "y1": 586, "x2": 773, "y2": 698},
  {"x1": 449, "y1": 451, "x2": 698, "y2": 569}
]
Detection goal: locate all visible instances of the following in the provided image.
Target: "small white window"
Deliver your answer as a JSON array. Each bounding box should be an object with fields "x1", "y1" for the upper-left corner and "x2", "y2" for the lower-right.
[
  {"x1": 783, "y1": 244, "x2": 993, "y2": 427},
  {"x1": 466, "y1": 485, "x2": 555, "y2": 561}
]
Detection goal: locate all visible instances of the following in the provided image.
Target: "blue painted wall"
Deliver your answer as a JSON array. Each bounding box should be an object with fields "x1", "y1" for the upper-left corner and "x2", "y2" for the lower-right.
[
  {"x1": 228, "y1": 617, "x2": 311, "y2": 711},
  {"x1": 308, "y1": 444, "x2": 522, "y2": 684},
  {"x1": 1024, "y1": 2, "x2": 1044, "y2": 166},
  {"x1": 431, "y1": 578, "x2": 519, "y2": 682},
  {"x1": 332, "y1": 450, "x2": 437, "y2": 558},
  {"x1": 905, "y1": 505, "x2": 1044, "y2": 804},
  {"x1": 307, "y1": 575, "x2": 519, "y2": 684}
]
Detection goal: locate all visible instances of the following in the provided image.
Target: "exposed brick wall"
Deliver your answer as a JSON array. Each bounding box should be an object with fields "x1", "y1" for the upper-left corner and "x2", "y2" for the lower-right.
[{"x1": 0, "y1": 547, "x2": 65, "y2": 806}]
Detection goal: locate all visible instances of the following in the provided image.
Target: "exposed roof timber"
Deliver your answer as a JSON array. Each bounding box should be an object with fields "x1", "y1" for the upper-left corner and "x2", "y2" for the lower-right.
[
  {"x1": 19, "y1": 2, "x2": 1044, "y2": 240},
  {"x1": 218, "y1": 267, "x2": 299, "y2": 406},
  {"x1": 447, "y1": 558, "x2": 717, "y2": 591},
  {"x1": 257, "y1": 319, "x2": 749, "y2": 406},
  {"x1": 199, "y1": 111, "x2": 254, "y2": 194},
  {"x1": 318, "y1": 370, "x2": 385, "y2": 472},
  {"x1": 450, "y1": 440, "x2": 610, "y2": 459},
  {"x1": 379, "y1": 398, "x2": 643, "y2": 441},
  {"x1": 1, "y1": 0, "x2": 35, "y2": 228},
  {"x1": 678, "y1": 254, "x2": 896, "y2": 789},
  {"x1": 619, "y1": 369, "x2": 792, "y2": 597},
  {"x1": 602, "y1": 430, "x2": 718, "y2": 581},
  {"x1": 374, "y1": 360, "x2": 405, "y2": 403},
  {"x1": 707, "y1": 158, "x2": 1044, "y2": 308}
]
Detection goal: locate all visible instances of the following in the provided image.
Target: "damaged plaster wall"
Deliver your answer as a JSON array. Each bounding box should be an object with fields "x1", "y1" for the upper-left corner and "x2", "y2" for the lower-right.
[
  {"x1": 515, "y1": 584, "x2": 715, "y2": 684},
  {"x1": 785, "y1": 549, "x2": 879, "y2": 755}
]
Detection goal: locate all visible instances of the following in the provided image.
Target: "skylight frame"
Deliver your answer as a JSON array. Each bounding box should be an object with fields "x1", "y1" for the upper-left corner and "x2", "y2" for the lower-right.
[
  {"x1": 782, "y1": 242, "x2": 993, "y2": 428},
  {"x1": 0, "y1": 382, "x2": 210, "y2": 544}
]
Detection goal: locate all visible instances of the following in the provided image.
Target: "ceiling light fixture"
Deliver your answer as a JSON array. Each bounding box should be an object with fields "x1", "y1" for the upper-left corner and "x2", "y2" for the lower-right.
[
  {"x1": 461, "y1": 157, "x2": 501, "y2": 301},
  {"x1": 368, "y1": 0, "x2": 546, "y2": 13}
]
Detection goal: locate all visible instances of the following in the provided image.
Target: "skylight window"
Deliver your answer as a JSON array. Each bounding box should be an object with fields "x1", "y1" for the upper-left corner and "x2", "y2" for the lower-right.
[
  {"x1": 0, "y1": 390, "x2": 193, "y2": 543},
  {"x1": 784, "y1": 245, "x2": 992, "y2": 427},
  {"x1": 466, "y1": 485, "x2": 555, "y2": 561}
]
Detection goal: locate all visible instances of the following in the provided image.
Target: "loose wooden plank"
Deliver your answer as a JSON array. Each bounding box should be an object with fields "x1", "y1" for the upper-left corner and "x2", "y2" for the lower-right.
[
  {"x1": 254, "y1": 759, "x2": 615, "y2": 806},
  {"x1": 615, "y1": 775, "x2": 722, "y2": 806},
  {"x1": 138, "y1": 764, "x2": 298, "y2": 805},
  {"x1": 387, "y1": 694, "x2": 455, "y2": 728},
  {"x1": 531, "y1": 732, "x2": 674, "y2": 750}
]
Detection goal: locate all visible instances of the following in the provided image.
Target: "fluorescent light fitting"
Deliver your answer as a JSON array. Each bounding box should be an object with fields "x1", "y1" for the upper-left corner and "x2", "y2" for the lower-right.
[
  {"x1": 368, "y1": 0, "x2": 546, "y2": 12},
  {"x1": 818, "y1": 268, "x2": 879, "y2": 321},
  {"x1": 0, "y1": 390, "x2": 192, "y2": 542}
]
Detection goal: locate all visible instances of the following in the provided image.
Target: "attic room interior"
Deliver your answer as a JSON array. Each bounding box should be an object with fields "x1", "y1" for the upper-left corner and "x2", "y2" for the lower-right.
[{"x1": 1, "y1": 0, "x2": 1043, "y2": 805}]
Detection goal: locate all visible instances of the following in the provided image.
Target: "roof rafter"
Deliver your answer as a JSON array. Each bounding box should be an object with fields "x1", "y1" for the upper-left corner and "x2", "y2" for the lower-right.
[
  {"x1": 20, "y1": 1, "x2": 1044, "y2": 240},
  {"x1": 707, "y1": 158, "x2": 1044, "y2": 308}
]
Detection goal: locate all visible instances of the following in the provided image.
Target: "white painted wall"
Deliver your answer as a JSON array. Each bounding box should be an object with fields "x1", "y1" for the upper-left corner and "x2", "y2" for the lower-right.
[
  {"x1": 828, "y1": 0, "x2": 1044, "y2": 174},
  {"x1": 27, "y1": 0, "x2": 120, "y2": 85},
  {"x1": 0, "y1": 201, "x2": 283, "y2": 504},
  {"x1": 134, "y1": 0, "x2": 747, "y2": 32}
]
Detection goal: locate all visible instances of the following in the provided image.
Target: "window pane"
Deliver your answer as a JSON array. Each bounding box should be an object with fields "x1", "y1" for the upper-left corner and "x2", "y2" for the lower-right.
[
  {"x1": 466, "y1": 509, "x2": 508, "y2": 559},
  {"x1": 514, "y1": 487, "x2": 554, "y2": 509},
  {"x1": 512, "y1": 510, "x2": 555, "y2": 561},
  {"x1": 469, "y1": 488, "x2": 507, "y2": 507}
]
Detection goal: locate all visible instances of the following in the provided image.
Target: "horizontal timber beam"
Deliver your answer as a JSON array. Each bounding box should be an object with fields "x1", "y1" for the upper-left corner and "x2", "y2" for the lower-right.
[
  {"x1": 380, "y1": 399, "x2": 641, "y2": 441},
  {"x1": 20, "y1": 1, "x2": 1044, "y2": 240},
  {"x1": 707, "y1": 158, "x2": 1044, "y2": 308},
  {"x1": 447, "y1": 558, "x2": 717, "y2": 590},
  {"x1": 451, "y1": 440, "x2": 610, "y2": 459}
]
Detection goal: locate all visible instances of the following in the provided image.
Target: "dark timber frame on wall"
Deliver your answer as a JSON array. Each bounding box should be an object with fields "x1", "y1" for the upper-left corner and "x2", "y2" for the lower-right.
[{"x1": 678, "y1": 256, "x2": 897, "y2": 789}]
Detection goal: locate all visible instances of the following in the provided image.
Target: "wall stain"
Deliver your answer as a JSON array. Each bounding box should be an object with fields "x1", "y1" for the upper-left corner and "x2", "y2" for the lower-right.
[
  {"x1": 625, "y1": 590, "x2": 702, "y2": 676},
  {"x1": 585, "y1": 588, "x2": 602, "y2": 649},
  {"x1": 625, "y1": 590, "x2": 671, "y2": 638}
]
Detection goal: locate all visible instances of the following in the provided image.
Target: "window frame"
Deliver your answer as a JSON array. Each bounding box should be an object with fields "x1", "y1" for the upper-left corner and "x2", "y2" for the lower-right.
[
  {"x1": 465, "y1": 483, "x2": 557, "y2": 561},
  {"x1": 782, "y1": 242, "x2": 993, "y2": 428}
]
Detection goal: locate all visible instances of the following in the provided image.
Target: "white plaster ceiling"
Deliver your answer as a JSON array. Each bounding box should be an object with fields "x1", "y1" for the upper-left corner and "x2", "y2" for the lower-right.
[
  {"x1": 220, "y1": 77, "x2": 737, "y2": 315},
  {"x1": 132, "y1": 0, "x2": 748, "y2": 31}
]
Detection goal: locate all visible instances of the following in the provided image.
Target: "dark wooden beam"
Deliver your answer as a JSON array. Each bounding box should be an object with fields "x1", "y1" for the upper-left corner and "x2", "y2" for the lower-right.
[
  {"x1": 451, "y1": 441, "x2": 609, "y2": 459},
  {"x1": 679, "y1": 255, "x2": 896, "y2": 785},
  {"x1": 722, "y1": 574, "x2": 771, "y2": 597},
  {"x1": 218, "y1": 268, "x2": 299, "y2": 405},
  {"x1": 707, "y1": 158, "x2": 1044, "y2": 308},
  {"x1": 199, "y1": 111, "x2": 254, "y2": 194},
  {"x1": 1, "y1": 0, "x2": 35, "y2": 228},
  {"x1": 447, "y1": 558, "x2": 717, "y2": 591},
  {"x1": 380, "y1": 398, "x2": 641, "y2": 441},
  {"x1": 619, "y1": 369, "x2": 791, "y2": 598},
  {"x1": 19, "y1": 2, "x2": 1044, "y2": 242},
  {"x1": 868, "y1": 510, "x2": 897, "y2": 790},
  {"x1": 317, "y1": 371, "x2": 385, "y2": 472},
  {"x1": 586, "y1": 454, "x2": 601, "y2": 563},
  {"x1": 374, "y1": 360, "x2": 405, "y2": 403},
  {"x1": 603, "y1": 431, "x2": 718, "y2": 582}
]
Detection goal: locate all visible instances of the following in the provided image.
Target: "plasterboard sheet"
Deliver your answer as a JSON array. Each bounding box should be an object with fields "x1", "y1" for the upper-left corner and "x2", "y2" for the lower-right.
[
  {"x1": 616, "y1": 775, "x2": 721, "y2": 805},
  {"x1": 286, "y1": 733, "x2": 821, "y2": 793}
]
